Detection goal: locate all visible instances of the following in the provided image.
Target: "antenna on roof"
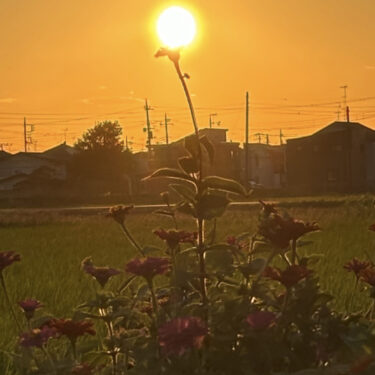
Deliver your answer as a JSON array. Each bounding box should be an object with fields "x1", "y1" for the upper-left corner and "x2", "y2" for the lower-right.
[{"x1": 346, "y1": 106, "x2": 350, "y2": 123}]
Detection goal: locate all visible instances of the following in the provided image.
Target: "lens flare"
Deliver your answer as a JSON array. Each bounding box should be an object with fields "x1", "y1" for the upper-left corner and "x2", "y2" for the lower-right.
[{"x1": 157, "y1": 6, "x2": 196, "y2": 48}]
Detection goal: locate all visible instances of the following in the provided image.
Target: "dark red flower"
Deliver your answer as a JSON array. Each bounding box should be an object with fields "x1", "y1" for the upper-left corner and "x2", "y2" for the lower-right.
[
  {"x1": 71, "y1": 363, "x2": 94, "y2": 375},
  {"x1": 154, "y1": 229, "x2": 197, "y2": 248},
  {"x1": 19, "y1": 326, "x2": 56, "y2": 348},
  {"x1": 81, "y1": 257, "x2": 121, "y2": 287},
  {"x1": 226, "y1": 236, "x2": 237, "y2": 246},
  {"x1": 350, "y1": 355, "x2": 374, "y2": 374},
  {"x1": 369, "y1": 224, "x2": 375, "y2": 232},
  {"x1": 125, "y1": 257, "x2": 170, "y2": 280},
  {"x1": 263, "y1": 265, "x2": 312, "y2": 288},
  {"x1": 107, "y1": 205, "x2": 133, "y2": 224},
  {"x1": 0, "y1": 251, "x2": 20, "y2": 272},
  {"x1": 158, "y1": 317, "x2": 207, "y2": 356},
  {"x1": 344, "y1": 258, "x2": 372, "y2": 280},
  {"x1": 258, "y1": 202, "x2": 320, "y2": 249},
  {"x1": 51, "y1": 319, "x2": 95, "y2": 342},
  {"x1": 360, "y1": 268, "x2": 375, "y2": 287},
  {"x1": 246, "y1": 311, "x2": 277, "y2": 330},
  {"x1": 19, "y1": 299, "x2": 43, "y2": 320}
]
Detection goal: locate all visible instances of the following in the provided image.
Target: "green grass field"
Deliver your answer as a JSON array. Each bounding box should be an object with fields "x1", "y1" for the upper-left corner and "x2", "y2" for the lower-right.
[{"x1": 1, "y1": 202, "x2": 375, "y2": 370}]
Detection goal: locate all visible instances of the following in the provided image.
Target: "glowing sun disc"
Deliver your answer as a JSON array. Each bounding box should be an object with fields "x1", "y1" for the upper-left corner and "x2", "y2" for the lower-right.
[{"x1": 157, "y1": 6, "x2": 196, "y2": 48}]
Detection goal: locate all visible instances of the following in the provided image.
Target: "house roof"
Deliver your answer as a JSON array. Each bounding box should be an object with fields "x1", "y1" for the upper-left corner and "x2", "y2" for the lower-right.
[
  {"x1": 287, "y1": 121, "x2": 375, "y2": 143},
  {"x1": 0, "y1": 150, "x2": 11, "y2": 160},
  {"x1": 0, "y1": 152, "x2": 64, "y2": 165},
  {"x1": 42, "y1": 143, "x2": 77, "y2": 161}
]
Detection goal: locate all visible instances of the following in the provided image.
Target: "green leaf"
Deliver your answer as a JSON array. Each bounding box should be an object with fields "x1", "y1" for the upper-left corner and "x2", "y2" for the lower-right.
[
  {"x1": 238, "y1": 258, "x2": 267, "y2": 277},
  {"x1": 196, "y1": 192, "x2": 230, "y2": 220},
  {"x1": 200, "y1": 135, "x2": 215, "y2": 164},
  {"x1": 144, "y1": 168, "x2": 193, "y2": 182},
  {"x1": 170, "y1": 183, "x2": 197, "y2": 203},
  {"x1": 205, "y1": 249, "x2": 234, "y2": 275},
  {"x1": 153, "y1": 209, "x2": 174, "y2": 217},
  {"x1": 184, "y1": 135, "x2": 200, "y2": 157},
  {"x1": 202, "y1": 176, "x2": 247, "y2": 196},
  {"x1": 176, "y1": 201, "x2": 197, "y2": 217},
  {"x1": 178, "y1": 156, "x2": 199, "y2": 174}
]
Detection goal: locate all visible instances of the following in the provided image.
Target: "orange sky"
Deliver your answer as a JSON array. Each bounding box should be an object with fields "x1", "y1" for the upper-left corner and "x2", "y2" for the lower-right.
[{"x1": 1, "y1": 0, "x2": 375, "y2": 152}]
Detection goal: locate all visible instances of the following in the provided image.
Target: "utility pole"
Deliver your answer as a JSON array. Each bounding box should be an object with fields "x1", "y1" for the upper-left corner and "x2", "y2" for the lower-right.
[
  {"x1": 23, "y1": 118, "x2": 34, "y2": 152},
  {"x1": 209, "y1": 113, "x2": 217, "y2": 128},
  {"x1": 340, "y1": 85, "x2": 348, "y2": 109},
  {"x1": 24, "y1": 117, "x2": 27, "y2": 152},
  {"x1": 336, "y1": 106, "x2": 341, "y2": 121},
  {"x1": 266, "y1": 134, "x2": 269, "y2": 145},
  {"x1": 346, "y1": 106, "x2": 350, "y2": 123},
  {"x1": 279, "y1": 129, "x2": 284, "y2": 145},
  {"x1": 245, "y1": 92, "x2": 249, "y2": 186},
  {"x1": 126, "y1": 136, "x2": 129, "y2": 150},
  {"x1": 164, "y1": 113, "x2": 171, "y2": 145},
  {"x1": 144, "y1": 99, "x2": 153, "y2": 149}
]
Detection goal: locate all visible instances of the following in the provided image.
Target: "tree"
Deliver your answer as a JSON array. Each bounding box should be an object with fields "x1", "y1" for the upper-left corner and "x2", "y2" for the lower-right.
[
  {"x1": 75, "y1": 121, "x2": 124, "y2": 152},
  {"x1": 69, "y1": 121, "x2": 133, "y2": 196}
]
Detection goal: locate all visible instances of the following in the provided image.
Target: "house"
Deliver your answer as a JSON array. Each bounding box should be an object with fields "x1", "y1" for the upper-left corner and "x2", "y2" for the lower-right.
[
  {"x1": 0, "y1": 143, "x2": 76, "y2": 192},
  {"x1": 243, "y1": 143, "x2": 286, "y2": 189},
  {"x1": 134, "y1": 128, "x2": 242, "y2": 195},
  {"x1": 286, "y1": 121, "x2": 375, "y2": 192}
]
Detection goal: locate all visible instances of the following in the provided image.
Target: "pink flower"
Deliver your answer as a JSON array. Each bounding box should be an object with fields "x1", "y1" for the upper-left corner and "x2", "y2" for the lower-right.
[
  {"x1": 344, "y1": 258, "x2": 372, "y2": 280},
  {"x1": 360, "y1": 268, "x2": 375, "y2": 287},
  {"x1": 19, "y1": 299, "x2": 43, "y2": 320},
  {"x1": 0, "y1": 251, "x2": 20, "y2": 272},
  {"x1": 107, "y1": 205, "x2": 133, "y2": 224},
  {"x1": 158, "y1": 317, "x2": 207, "y2": 356},
  {"x1": 263, "y1": 265, "x2": 312, "y2": 288},
  {"x1": 154, "y1": 229, "x2": 197, "y2": 248},
  {"x1": 81, "y1": 257, "x2": 121, "y2": 287},
  {"x1": 125, "y1": 257, "x2": 170, "y2": 281},
  {"x1": 19, "y1": 326, "x2": 56, "y2": 348},
  {"x1": 246, "y1": 311, "x2": 276, "y2": 330},
  {"x1": 226, "y1": 236, "x2": 237, "y2": 246},
  {"x1": 51, "y1": 319, "x2": 95, "y2": 342}
]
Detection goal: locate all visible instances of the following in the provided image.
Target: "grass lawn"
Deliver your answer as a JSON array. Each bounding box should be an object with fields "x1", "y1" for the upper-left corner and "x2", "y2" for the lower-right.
[{"x1": 1, "y1": 202, "x2": 375, "y2": 371}]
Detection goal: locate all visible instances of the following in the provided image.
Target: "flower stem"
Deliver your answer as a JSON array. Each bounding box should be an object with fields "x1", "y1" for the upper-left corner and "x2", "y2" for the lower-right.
[
  {"x1": 0, "y1": 272, "x2": 21, "y2": 332},
  {"x1": 172, "y1": 59, "x2": 203, "y2": 179},
  {"x1": 120, "y1": 223, "x2": 144, "y2": 256},
  {"x1": 291, "y1": 238, "x2": 297, "y2": 265},
  {"x1": 197, "y1": 218, "x2": 208, "y2": 306}
]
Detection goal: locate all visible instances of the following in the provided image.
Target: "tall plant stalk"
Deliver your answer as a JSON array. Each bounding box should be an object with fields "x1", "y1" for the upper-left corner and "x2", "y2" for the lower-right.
[{"x1": 0, "y1": 273, "x2": 21, "y2": 331}]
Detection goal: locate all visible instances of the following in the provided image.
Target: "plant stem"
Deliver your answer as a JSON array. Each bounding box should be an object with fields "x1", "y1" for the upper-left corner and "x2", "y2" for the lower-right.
[
  {"x1": 120, "y1": 223, "x2": 144, "y2": 256},
  {"x1": 0, "y1": 273, "x2": 21, "y2": 332},
  {"x1": 197, "y1": 218, "x2": 208, "y2": 306},
  {"x1": 172, "y1": 59, "x2": 203, "y2": 179},
  {"x1": 148, "y1": 279, "x2": 159, "y2": 317},
  {"x1": 291, "y1": 238, "x2": 297, "y2": 265}
]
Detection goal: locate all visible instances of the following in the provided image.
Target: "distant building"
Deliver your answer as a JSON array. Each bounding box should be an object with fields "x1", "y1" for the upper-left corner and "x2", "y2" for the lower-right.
[
  {"x1": 286, "y1": 121, "x2": 375, "y2": 192},
  {"x1": 243, "y1": 143, "x2": 286, "y2": 189},
  {"x1": 134, "y1": 128, "x2": 242, "y2": 195},
  {"x1": 0, "y1": 143, "x2": 76, "y2": 192}
]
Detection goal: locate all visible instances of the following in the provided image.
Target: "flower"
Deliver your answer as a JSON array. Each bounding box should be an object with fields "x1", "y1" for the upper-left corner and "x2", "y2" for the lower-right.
[
  {"x1": 258, "y1": 202, "x2": 320, "y2": 249},
  {"x1": 263, "y1": 265, "x2": 312, "y2": 288},
  {"x1": 51, "y1": 319, "x2": 95, "y2": 342},
  {"x1": 360, "y1": 268, "x2": 375, "y2": 287},
  {"x1": 81, "y1": 257, "x2": 121, "y2": 287},
  {"x1": 107, "y1": 205, "x2": 133, "y2": 224},
  {"x1": 350, "y1": 355, "x2": 374, "y2": 374},
  {"x1": 344, "y1": 258, "x2": 372, "y2": 280},
  {"x1": 19, "y1": 299, "x2": 43, "y2": 320},
  {"x1": 369, "y1": 224, "x2": 375, "y2": 232},
  {"x1": 0, "y1": 251, "x2": 20, "y2": 272},
  {"x1": 19, "y1": 326, "x2": 56, "y2": 348},
  {"x1": 226, "y1": 236, "x2": 237, "y2": 246},
  {"x1": 155, "y1": 47, "x2": 181, "y2": 64},
  {"x1": 246, "y1": 311, "x2": 277, "y2": 330},
  {"x1": 71, "y1": 363, "x2": 94, "y2": 375},
  {"x1": 158, "y1": 317, "x2": 207, "y2": 356},
  {"x1": 125, "y1": 257, "x2": 170, "y2": 281},
  {"x1": 154, "y1": 229, "x2": 197, "y2": 248}
]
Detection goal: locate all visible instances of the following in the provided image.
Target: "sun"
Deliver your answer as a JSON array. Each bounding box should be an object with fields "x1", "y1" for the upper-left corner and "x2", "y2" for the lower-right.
[{"x1": 157, "y1": 6, "x2": 196, "y2": 48}]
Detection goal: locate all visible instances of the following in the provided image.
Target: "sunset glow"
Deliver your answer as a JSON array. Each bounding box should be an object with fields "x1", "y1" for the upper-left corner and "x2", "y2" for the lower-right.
[{"x1": 157, "y1": 6, "x2": 196, "y2": 48}]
